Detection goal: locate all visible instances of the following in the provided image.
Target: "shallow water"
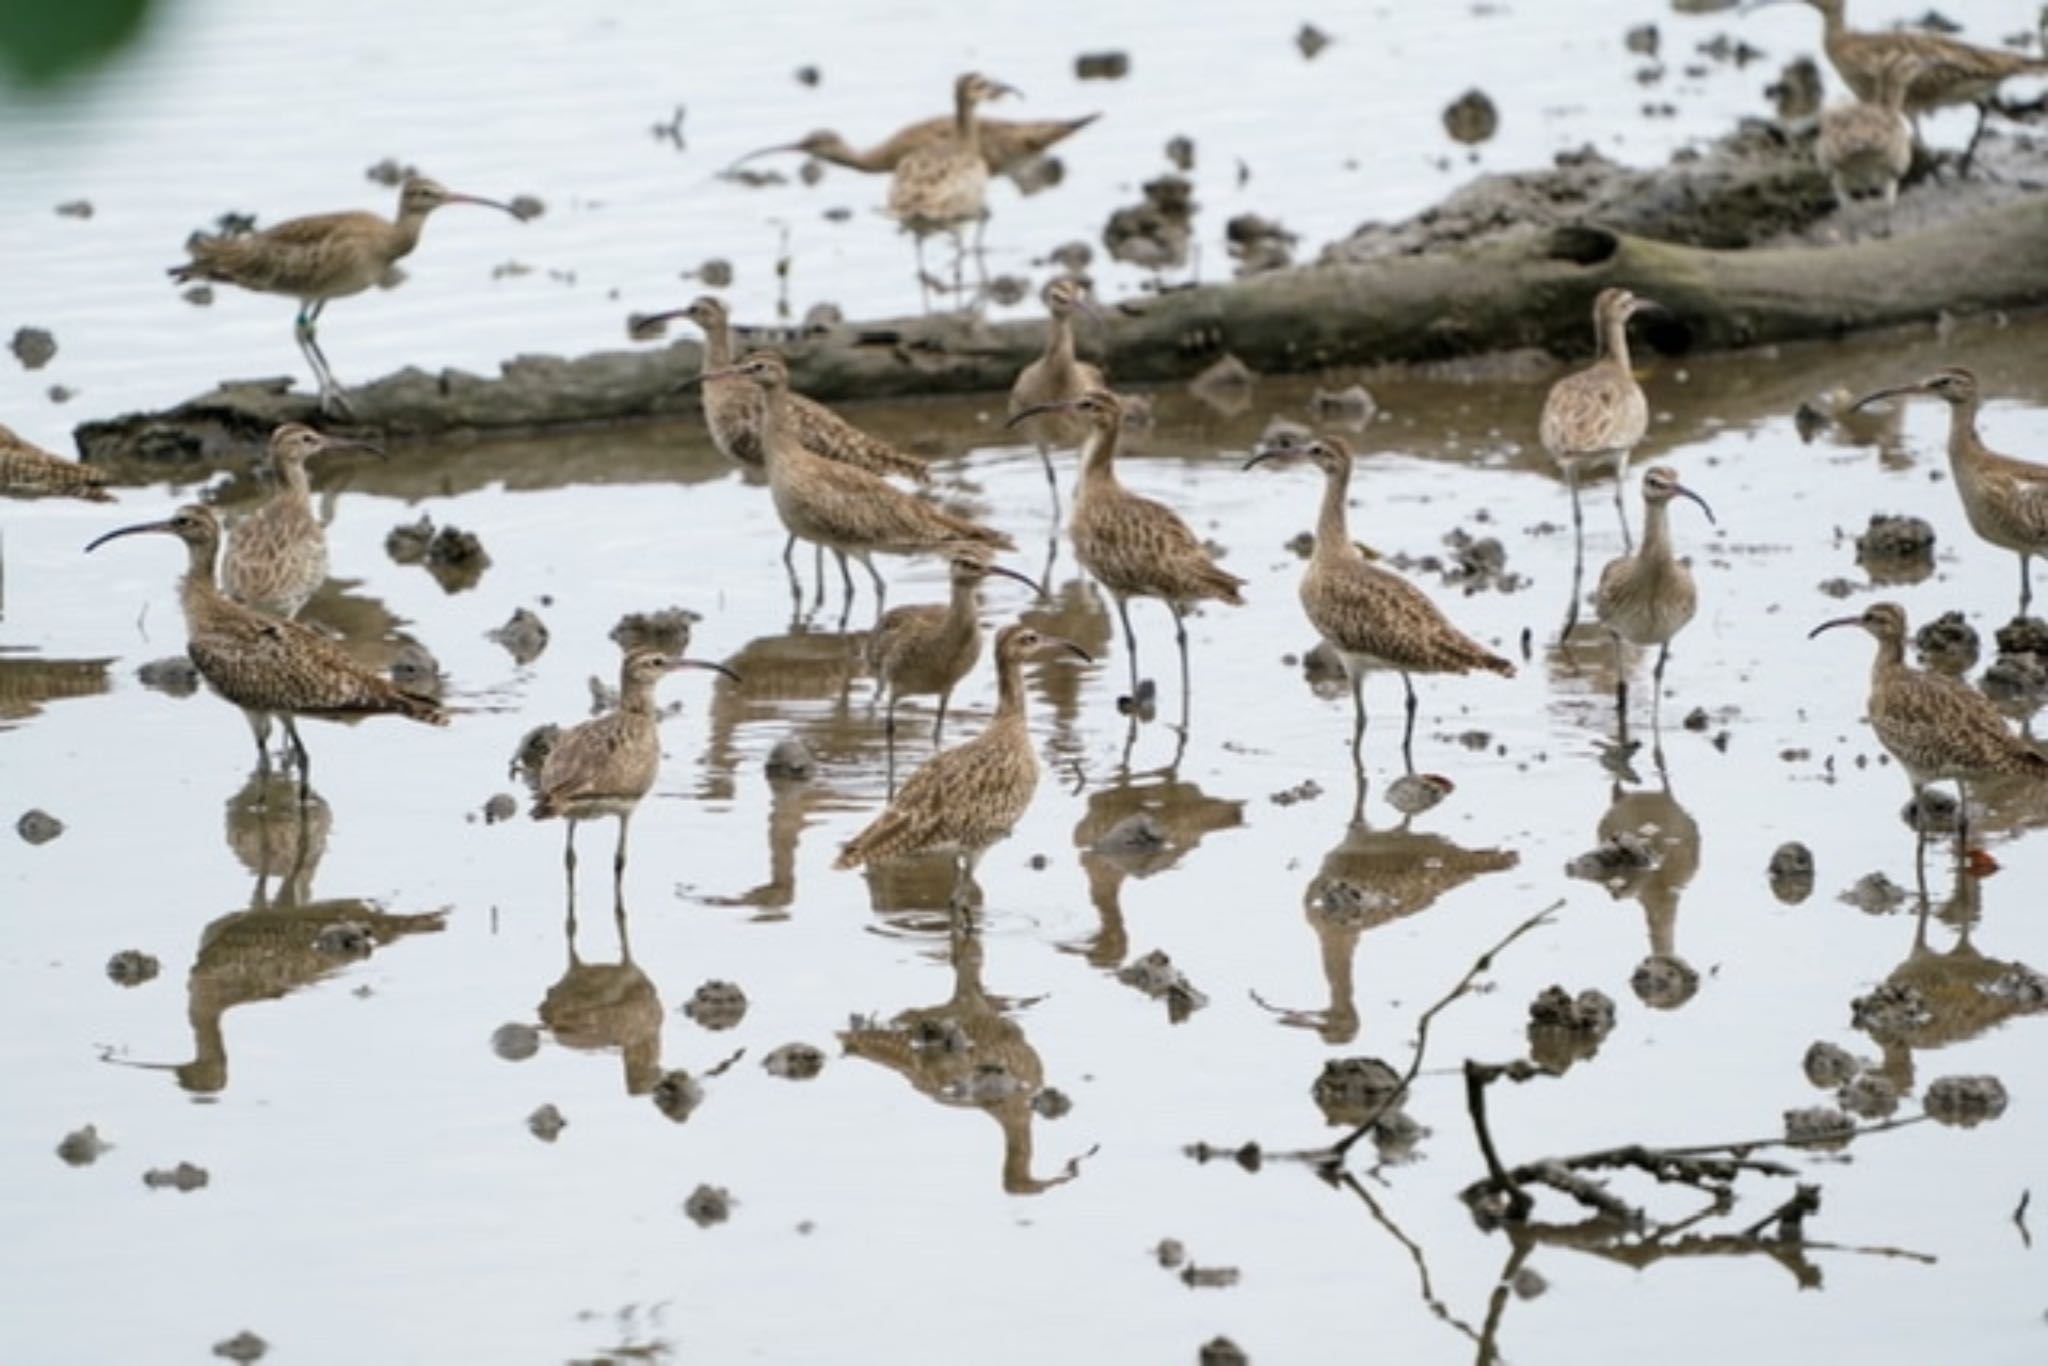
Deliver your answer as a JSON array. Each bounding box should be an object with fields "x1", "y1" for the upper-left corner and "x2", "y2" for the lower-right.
[{"x1": 7, "y1": 3, "x2": 2048, "y2": 1364}]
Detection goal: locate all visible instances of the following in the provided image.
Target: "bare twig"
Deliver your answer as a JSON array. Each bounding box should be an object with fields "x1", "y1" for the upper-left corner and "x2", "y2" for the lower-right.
[
  {"x1": 1336, "y1": 1173, "x2": 1485, "y2": 1348},
  {"x1": 2016, "y1": 1189, "x2": 2033, "y2": 1249},
  {"x1": 1324, "y1": 902, "x2": 1561, "y2": 1163},
  {"x1": 1740, "y1": 1183, "x2": 1821, "y2": 1240}
]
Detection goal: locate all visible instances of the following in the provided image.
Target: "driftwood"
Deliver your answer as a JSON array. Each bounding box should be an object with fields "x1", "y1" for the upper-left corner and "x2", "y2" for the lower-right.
[{"x1": 73, "y1": 187, "x2": 2048, "y2": 470}]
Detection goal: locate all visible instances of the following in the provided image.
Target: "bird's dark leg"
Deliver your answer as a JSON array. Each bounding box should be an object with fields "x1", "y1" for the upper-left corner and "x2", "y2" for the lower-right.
[
  {"x1": 1114, "y1": 594, "x2": 1141, "y2": 705},
  {"x1": 1563, "y1": 466, "x2": 1586, "y2": 638},
  {"x1": 1613, "y1": 631, "x2": 1629, "y2": 734},
  {"x1": 1035, "y1": 440, "x2": 1062, "y2": 520},
  {"x1": 1349, "y1": 665, "x2": 1367, "y2": 768},
  {"x1": 885, "y1": 697, "x2": 900, "y2": 797},
  {"x1": 297, "y1": 300, "x2": 353, "y2": 418},
  {"x1": 1613, "y1": 449, "x2": 1634, "y2": 551},
  {"x1": 281, "y1": 717, "x2": 312, "y2": 807},
  {"x1": 1169, "y1": 602, "x2": 1191, "y2": 731},
  {"x1": 248, "y1": 710, "x2": 274, "y2": 779},
  {"x1": 2020, "y1": 553, "x2": 2033, "y2": 617},
  {"x1": 1959, "y1": 101, "x2": 1990, "y2": 177},
  {"x1": 913, "y1": 235, "x2": 932, "y2": 315},
  {"x1": 836, "y1": 549, "x2": 856, "y2": 630},
  {"x1": 1400, "y1": 673, "x2": 1419, "y2": 776},
  {"x1": 933, "y1": 689, "x2": 950, "y2": 746},
  {"x1": 613, "y1": 809, "x2": 633, "y2": 902},
  {"x1": 861, "y1": 552, "x2": 888, "y2": 620},
  {"x1": 782, "y1": 535, "x2": 803, "y2": 616},
  {"x1": 1955, "y1": 779, "x2": 1972, "y2": 862}
]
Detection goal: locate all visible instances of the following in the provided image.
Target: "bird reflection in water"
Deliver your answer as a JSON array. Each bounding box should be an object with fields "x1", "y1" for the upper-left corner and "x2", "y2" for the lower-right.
[
  {"x1": 104, "y1": 767, "x2": 445, "y2": 1094},
  {"x1": 1067, "y1": 766, "x2": 1245, "y2": 968},
  {"x1": 1569, "y1": 750, "x2": 1704, "y2": 1011},
  {"x1": 0, "y1": 652, "x2": 110, "y2": 729},
  {"x1": 1257, "y1": 773, "x2": 1517, "y2": 1045},
  {"x1": 841, "y1": 919, "x2": 1093, "y2": 1195},
  {"x1": 537, "y1": 887, "x2": 665, "y2": 1097}
]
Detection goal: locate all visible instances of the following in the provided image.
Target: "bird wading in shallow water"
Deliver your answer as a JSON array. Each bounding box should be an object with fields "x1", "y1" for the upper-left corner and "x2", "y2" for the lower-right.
[
  {"x1": 731, "y1": 112, "x2": 1099, "y2": 179},
  {"x1": 1594, "y1": 465, "x2": 1715, "y2": 752},
  {"x1": 836, "y1": 623, "x2": 1089, "y2": 915},
  {"x1": 887, "y1": 73, "x2": 1019, "y2": 311},
  {"x1": 168, "y1": 176, "x2": 522, "y2": 417},
  {"x1": 1007, "y1": 277, "x2": 1110, "y2": 517},
  {"x1": 222, "y1": 423, "x2": 383, "y2": 622}
]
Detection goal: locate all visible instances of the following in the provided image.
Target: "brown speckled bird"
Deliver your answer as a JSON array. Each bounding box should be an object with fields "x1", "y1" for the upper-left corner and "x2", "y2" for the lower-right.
[
  {"x1": 1594, "y1": 466, "x2": 1715, "y2": 737},
  {"x1": 1009, "y1": 389, "x2": 1242, "y2": 722},
  {"x1": 222, "y1": 424, "x2": 380, "y2": 620},
  {"x1": 868, "y1": 553, "x2": 1044, "y2": 774},
  {"x1": 836, "y1": 623, "x2": 1089, "y2": 911},
  {"x1": 1542, "y1": 287, "x2": 1657, "y2": 557},
  {"x1": 1852, "y1": 366, "x2": 2048, "y2": 615},
  {"x1": 888, "y1": 73, "x2": 1018, "y2": 309},
  {"x1": 1245, "y1": 436, "x2": 1513, "y2": 770},
  {"x1": 1749, "y1": 0, "x2": 2048, "y2": 169},
  {"x1": 1811, "y1": 601, "x2": 2048, "y2": 853},
  {"x1": 533, "y1": 647, "x2": 738, "y2": 898},
  {"x1": 0, "y1": 422, "x2": 112, "y2": 503},
  {"x1": 734, "y1": 112, "x2": 1099, "y2": 178},
  {"x1": 700, "y1": 351, "x2": 1011, "y2": 622},
  {"x1": 168, "y1": 176, "x2": 520, "y2": 415},
  {"x1": 86, "y1": 505, "x2": 445, "y2": 795},
  {"x1": 1007, "y1": 277, "x2": 1109, "y2": 507},
  {"x1": 1817, "y1": 52, "x2": 1916, "y2": 224}
]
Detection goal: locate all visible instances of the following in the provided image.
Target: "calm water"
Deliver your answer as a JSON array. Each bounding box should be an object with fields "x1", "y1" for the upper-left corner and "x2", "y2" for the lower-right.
[{"x1": 5, "y1": 3, "x2": 2048, "y2": 1363}]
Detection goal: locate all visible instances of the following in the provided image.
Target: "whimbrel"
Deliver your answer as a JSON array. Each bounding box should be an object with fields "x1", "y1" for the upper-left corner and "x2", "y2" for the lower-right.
[
  {"x1": 652, "y1": 294, "x2": 929, "y2": 599},
  {"x1": 1244, "y1": 435, "x2": 1512, "y2": 771},
  {"x1": 836, "y1": 623, "x2": 1089, "y2": 912},
  {"x1": 1816, "y1": 52, "x2": 1916, "y2": 225},
  {"x1": 1747, "y1": 0, "x2": 2048, "y2": 169},
  {"x1": 1810, "y1": 601, "x2": 2048, "y2": 856},
  {"x1": 86, "y1": 505, "x2": 445, "y2": 796},
  {"x1": 223, "y1": 424, "x2": 380, "y2": 620},
  {"x1": 168, "y1": 177, "x2": 520, "y2": 416},
  {"x1": 1009, "y1": 389, "x2": 1242, "y2": 725},
  {"x1": 888, "y1": 73, "x2": 1017, "y2": 309},
  {"x1": 1851, "y1": 366, "x2": 2048, "y2": 615},
  {"x1": 700, "y1": 351, "x2": 1011, "y2": 622},
  {"x1": 532, "y1": 647, "x2": 738, "y2": 899},
  {"x1": 735, "y1": 112, "x2": 1099, "y2": 178},
  {"x1": 1593, "y1": 466, "x2": 1715, "y2": 743},
  {"x1": 869, "y1": 552, "x2": 1043, "y2": 757},
  {"x1": 1007, "y1": 277, "x2": 1108, "y2": 511},
  {"x1": 1, "y1": 423, "x2": 112, "y2": 503}
]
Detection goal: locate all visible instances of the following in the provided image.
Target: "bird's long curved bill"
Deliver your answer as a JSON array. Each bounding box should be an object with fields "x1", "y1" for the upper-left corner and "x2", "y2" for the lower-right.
[
  {"x1": 1241, "y1": 446, "x2": 1295, "y2": 471},
  {"x1": 1807, "y1": 616, "x2": 1862, "y2": 640},
  {"x1": 446, "y1": 192, "x2": 521, "y2": 216},
  {"x1": 1005, "y1": 400, "x2": 1076, "y2": 429},
  {"x1": 1673, "y1": 484, "x2": 1717, "y2": 525},
  {"x1": 85, "y1": 519, "x2": 173, "y2": 553},
  {"x1": 671, "y1": 659, "x2": 743, "y2": 683},
  {"x1": 320, "y1": 435, "x2": 387, "y2": 460},
  {"x1": 984, "y1": 563, "x2": 1050, "y2": 599},
  {"x1": 729, "y1": 142, "x2": 806, "y2": 169},
  {"x1": 1848, "y1": 383, "x2": 1919, "y2": 414},
  {"x1": 1041, "y1": 635, "x2": 1092, "y2": 664}
]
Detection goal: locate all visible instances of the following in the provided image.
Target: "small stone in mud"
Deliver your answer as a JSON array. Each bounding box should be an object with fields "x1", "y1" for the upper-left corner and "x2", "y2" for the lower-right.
[
  {"x1": 16, "y1": 809, "x2": 63, "y2": 845},
  {"x1": 1095, "y1": 812, "x2": 1167, "y2": 857},
  {"x1": 765, "y1": 734, "x2": 815, "y2": 781},
  {"x1": 1768, "y1": 56, "x2": 1825, "y2": 120},
  {"x1": 1309, "y1": 384, "x2": 1376, "y2": 428},
  {"x1": 106, "y1": 950, "x2": 160, "y2": 987},
  {"x1": 492, "y1": 1022, "x2": 541, "y2": 1061},
  {"x1": 1839, "y1": 1072, "x2": 1900, "y2": 1119},
  {"x1": 10, "y1": 326, "x2": 57, "y2": 370},
  {"x1": 1624, "y1": 23, "x2": 1659, "y2": 56},
  {"x1": 1442, "y1": 89, "x2": 1499, "y2": 146},
  {"x1": 1855, "y1": 513, "x2": 1936, "y2": 560},
  {"x1": 1227, "y1": 213, "x2": 1296, "y2": 275},
  {"x1": 1199, "y1": 1339, "x2": 1249, "y2": 1366},
  {"x1": 801, "y1": 301, "x2": 843, "y2": 330},
  {"x1": 1980, "y1": 651, "x2": 2048, "y2": 707},
  {"x1": 763, "y1": 1043, "x2": 825, "y2": 1080},
  {"x1": 1682, "y1": 706, "x2": 1710, "y2": 731},
  {"x1": 1269, "y1": 777, "x2": 1323, "y2": 807},
  {"x1": 364, "y1": 157, "x2": 417, "y2": 187},
  {"x1": 1924, "y1": 1075, "x2": 2008, "y2": 1127},
  {"x1": 1155, "y1": 1237, "x2": 1186, "y2": 1268},
  {"x1": 945, "y1": 1061, "x2": 1030, "y2": 1105},
  {"x1": 47, "y1": 384, "x2": 74, "y2": 404},
  {"x1": 693, "y1": 257, "x2": 733, "y2": 288},
  {"x1": 1984, "y1": 961, "x2": 2048, "y2": 1007},
  {"x1": 1783, "y1": 1106, "x2": 1856, "y2": 1146},
  {"x1": 1995, "y1": 616, "x2": 2048, "y2": 658},
  {"x1": 1284, "y1": 531, "x2": 1314, "y2": 559},
  {"x1": 1189, "y1": 353, "x2": 1256, "y2": 411},
  {"x1": 211, "y1": 1330, "x2": 268, "y2": 1363},
  {"x1": 385, "y1": 516, "x2": 434, "y2": 564},
  {"x1": 1804, "y1": 1041, "x2": 1861, "y2": 1088},
  {"x1": 488, "y1": 607, "x2": 550, "y2": 665},
  {"x1": 685, "y1": 980, "x2": 748, "y2": 1030},
  {"x1": 1181, "y1": 1263, "x2": 1242, "y2": 1289},
  {"x1": 1116, "y1": 949, "x2": 1208, "y2": 1021},
  {"x1": 55, "y1": 199, "x2": 94, "y2": 219},
  {"x1": 1566, "y1": 830, "x2": 1658, "y2": 884},
  {"x1": 427, "y1": 525, "x2": 487, "y2": 566},
  {"x1": 1165, "y1": 134, "x2": 1195, "y2": 171},
  {"x1": 1528, "y1": 986, "x2": 1616, "y2": 1034},
  {"x1": 1074, "y1": 51, "x2": 1130, "y2": 80},
  {"x1": 313, "y1": 922, "x2": 373, "y2": 959},
  {"x1": 794, "y1": 64, "x2": 820, "y2": 87},
  {"x1": 181, "y1": 285, "x2": 215, "y2": 306},
  {"x1": 482, "y1": 793, "x2": 517, "y2": 825},
  {"x1": 1852, "y1": 982, "x2": 1932, "y2": 1039},
  {"x1": 1511, "y1": 1266, "x2": 1550, "y2": 1299},
  {"x1": 1631, "y1": 954, "x2": 1700, "y2": 1010},
  {"x1": 1257, "y1": 416, "x2": 1311, "y2": 452},
  {"x1": 1914, "y1": 610, "x2": 1980, "y2": 674},
  {"x1": 684, "y1": 1183, "x2": 733, "y2": 1227},
  {"x1": 652, "y1": 1070, "x2": 705, "y2": 1123},
  {"x1": 527, "y1": 1103, "x2": 567, "y2": 1142},
  {"x1": 508, "y1": 195, "x2": 545, "y2": 222},
  {"x1": 1902, "y1": 786, "x2": 1961, "y2": 834},
  {"x1": 1817, "y1": 577, "x2": 1857, "y2": 599},
  {"x1": 984, "y1": 273, "x2": 1031, "y2": 307},
  {"x1": 1296, "y1": 22, "x2": 1332, "y2": 59},
  {"x1": 57, "y1": 1124, "x2": 110, "y2": 1166},
  {"x1": 1839, "y1": 870, "x2": 1908, "y2": 915},
  {"x1": 1047, "y1": 240, "x2": 1093, "y2": 273},
  {"x1": 509, "y1": 724, "x2": 560, "y2": 789},
  {"x1": 1032, "y1": 1087, "x2": 1072, "y2": 1119},
  {"x1": 143, "y1": 1161, "x2": 211, "y2": 1192},
  {"x1": 1386, "y1": 772, "x2": 1453, "y2": 817},
  {"x1": 611, "y1": 606, "x2": 699, "y2": 655},
  {"x1": 1311, "y1": 1056, "x2": 1402, "y2": 1124}
]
